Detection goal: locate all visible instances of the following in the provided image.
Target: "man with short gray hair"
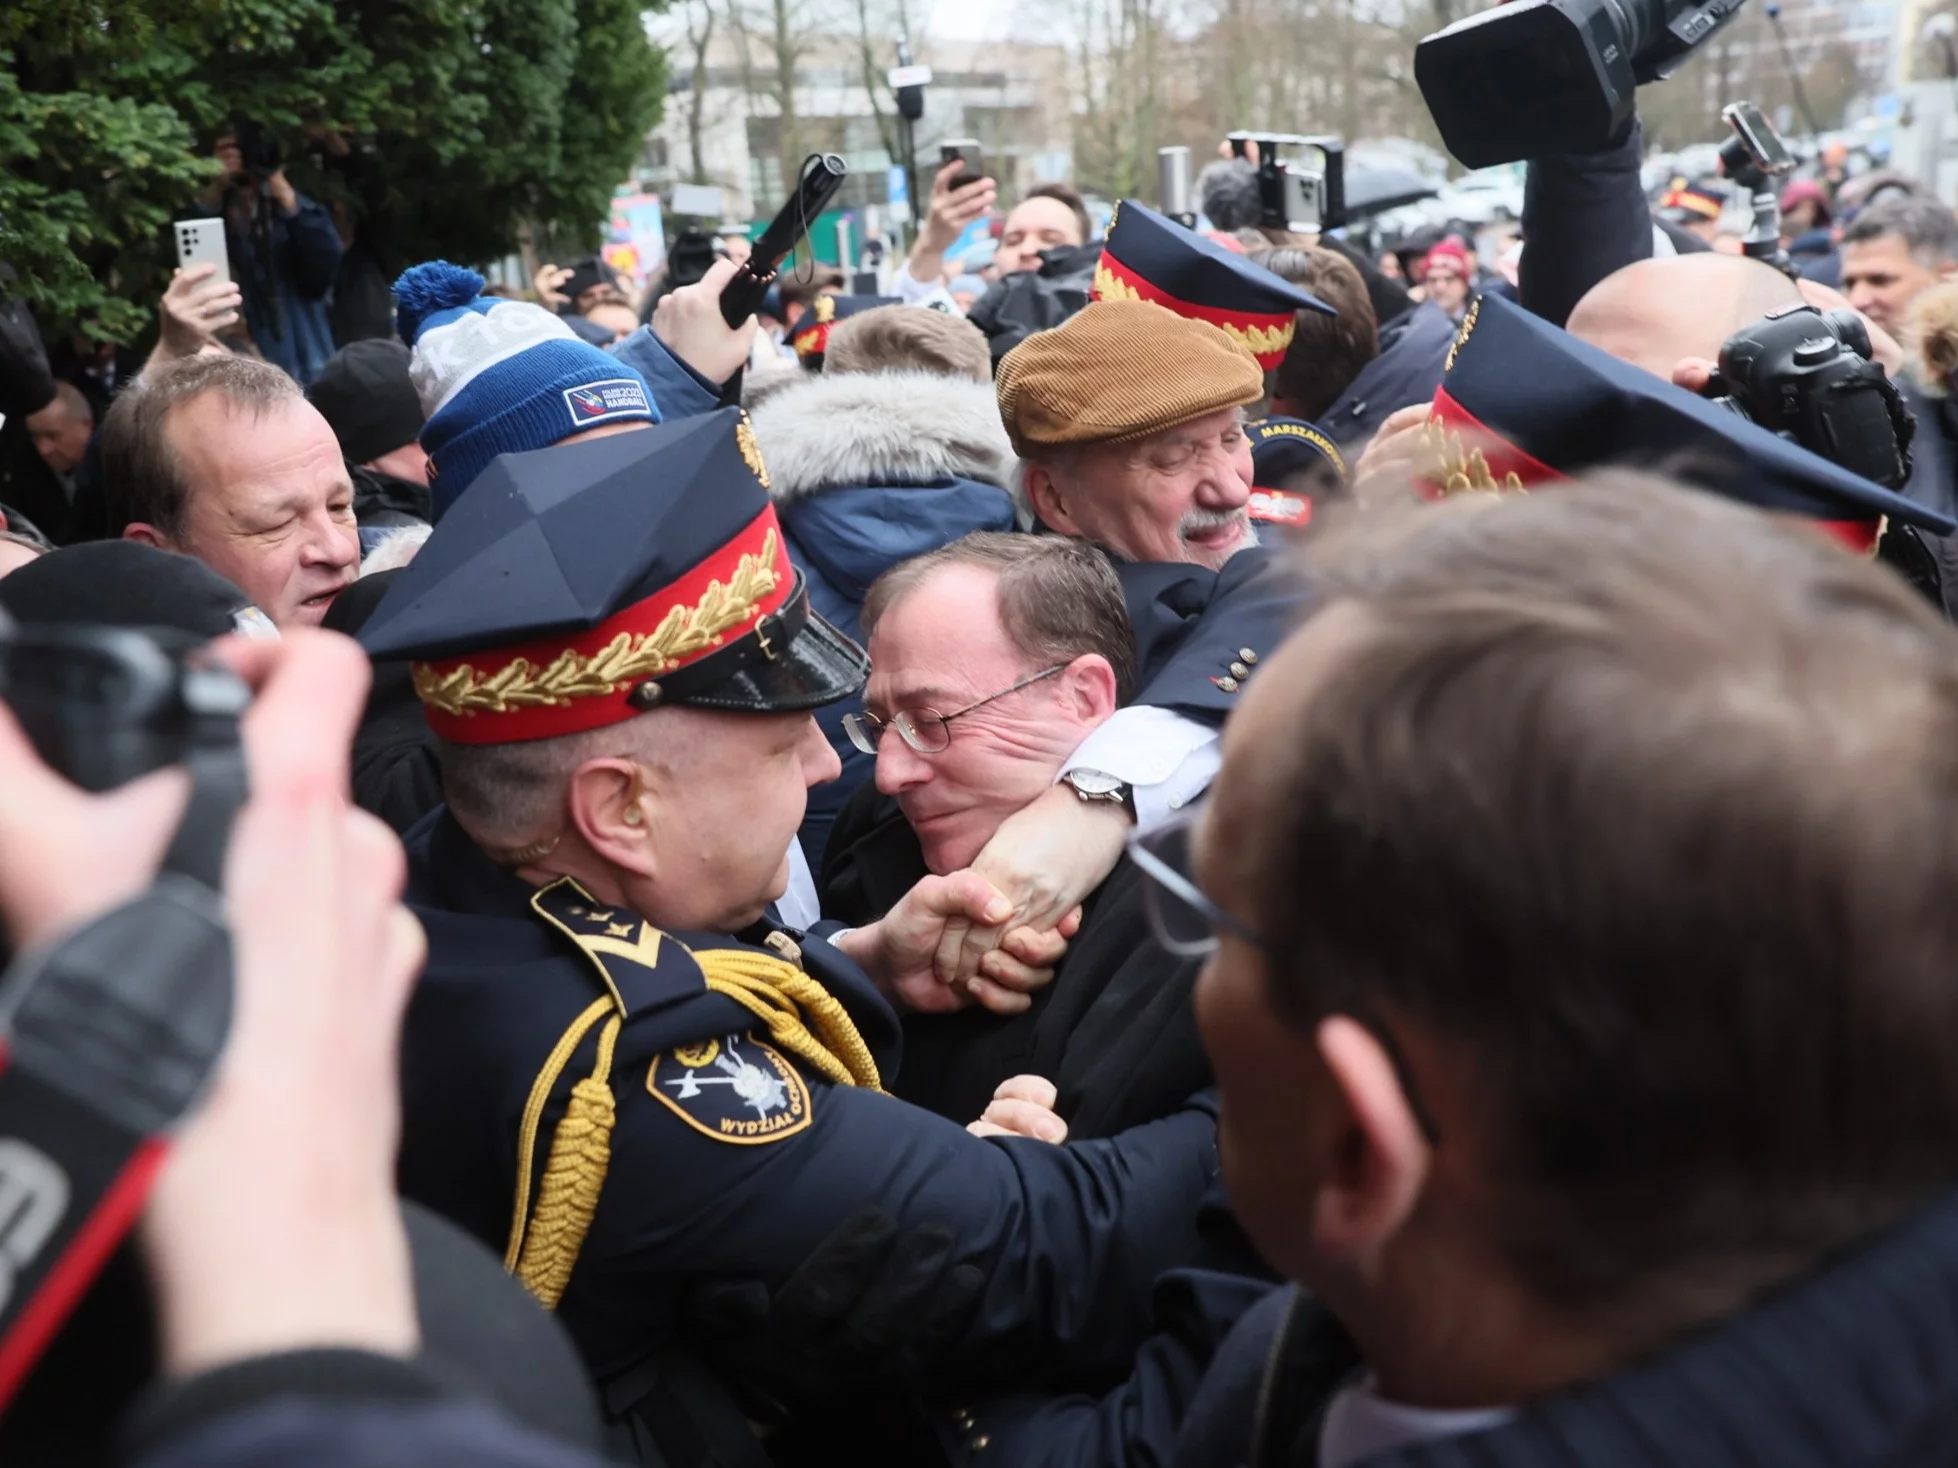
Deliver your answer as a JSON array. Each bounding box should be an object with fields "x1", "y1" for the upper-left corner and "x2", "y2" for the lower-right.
[
  {"x1": 824, "y1": 532, "x2": 1211, "y2": 1139},
  {"x1": 100, "y1": 353, "x2": 359, "y2": 628},
  {"x1": 1841, "y1": 195, "x2": 1958, "y2": 335}
]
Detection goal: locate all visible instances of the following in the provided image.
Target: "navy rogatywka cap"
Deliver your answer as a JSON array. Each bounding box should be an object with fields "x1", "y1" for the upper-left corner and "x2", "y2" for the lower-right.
[
  {"x1": 788, "y1": 294, "x2": 901, "y2": 365},
  {"x1": 1091, "y1": 199, "x2": 1332, "y2": 368},
  {"x1": 1246, "y1": 417, "x2": 1348, "y2": 528},
  {"x1": 1424, "y1": 292, "x2": 1956, "y2": 549},
  {"x1": 359, "y1": 407, "x2": 868, "y2": 744}
]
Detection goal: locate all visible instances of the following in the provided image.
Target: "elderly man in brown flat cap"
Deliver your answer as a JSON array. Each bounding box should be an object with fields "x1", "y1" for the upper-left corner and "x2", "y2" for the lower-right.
[{"x1": 999, "y1": 298, "x2": 1268, "y2": 571}]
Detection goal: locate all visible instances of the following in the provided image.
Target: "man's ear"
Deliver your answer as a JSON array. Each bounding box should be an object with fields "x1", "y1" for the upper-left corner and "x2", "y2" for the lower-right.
[
  {"x1": 122, "y1": 522, "x2": 167, "y2": 549},
  {"x1": 1060, "y1": 653, "x2": 1119, "y2": 723},
  {"x1": 566, "y1": 758, "x2": 655, "y2": 877},
  {"x1": 1023, "y1": 460, "x2": 1082, "y2": 538},
  {"x1": 1307, "y1": 1015, "x2": 1434, "y2": 1266}
]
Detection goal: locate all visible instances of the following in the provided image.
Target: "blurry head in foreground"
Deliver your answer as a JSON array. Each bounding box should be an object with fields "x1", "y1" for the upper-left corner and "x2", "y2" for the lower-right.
[{"x1": 1195, "y1": 477, "x2": 1958, "y2": 1402}]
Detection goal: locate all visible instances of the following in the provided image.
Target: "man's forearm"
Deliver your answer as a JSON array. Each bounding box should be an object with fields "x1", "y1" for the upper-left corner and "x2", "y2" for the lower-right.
[{"x1": 1519, "y1": 119, "x2": 1652, "y2": 328}]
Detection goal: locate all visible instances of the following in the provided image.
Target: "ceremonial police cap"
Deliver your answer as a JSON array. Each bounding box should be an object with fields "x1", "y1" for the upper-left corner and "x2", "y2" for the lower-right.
[
  {"x1": 1246, "y1": 416, "x2": 1347, "y2": 527},
  {"x1": 1658, "y1": 176, "x2": 1727, "y2": 224},
  {"x1": 788, "y1": 293, "x2": 901, "y2": 365},
  {"x1": 1090, "y1": 199, "x2": 1332, "y2": 369},
  {"x1": 359, "y1": 408, "x2": 868, "y2": 743},
  {"x1": 1426, "y1": 293, "x2": 1955, "y2": 548}
]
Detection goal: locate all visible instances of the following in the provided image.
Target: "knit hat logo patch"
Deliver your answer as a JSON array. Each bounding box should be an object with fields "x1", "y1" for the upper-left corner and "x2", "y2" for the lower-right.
[{"x1": 563, "y1": 378, "x2": 651, "y2": 429}]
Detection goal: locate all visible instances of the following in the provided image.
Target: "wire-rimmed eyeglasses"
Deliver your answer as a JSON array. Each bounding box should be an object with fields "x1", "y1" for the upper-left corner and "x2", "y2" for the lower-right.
[
  {"x1": 1126, "y1": 803, "x2": 1270, "y2": 958},
  {"x1": 843, "y1": 664, "x2": 1066, "y2": 756}
]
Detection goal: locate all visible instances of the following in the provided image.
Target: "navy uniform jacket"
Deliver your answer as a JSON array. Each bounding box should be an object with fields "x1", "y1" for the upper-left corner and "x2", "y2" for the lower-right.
[
  {"x1": 397, "y1": 807, "x2": 1219, "y2": 1401},
  {"x1": 1118, "y1": 545, "x2": 1308, "y2": 726}
]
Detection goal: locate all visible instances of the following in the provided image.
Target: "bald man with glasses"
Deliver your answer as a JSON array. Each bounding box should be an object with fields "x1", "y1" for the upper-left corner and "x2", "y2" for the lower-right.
[{"x1": 822, "y1": 532, "x2": 1213, "y2": 1142}]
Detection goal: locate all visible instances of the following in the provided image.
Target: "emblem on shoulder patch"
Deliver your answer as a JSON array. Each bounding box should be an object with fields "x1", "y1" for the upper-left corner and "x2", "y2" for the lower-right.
[{"x1": 649, "y1": 1031, "x2": 812, "y2": 1144}]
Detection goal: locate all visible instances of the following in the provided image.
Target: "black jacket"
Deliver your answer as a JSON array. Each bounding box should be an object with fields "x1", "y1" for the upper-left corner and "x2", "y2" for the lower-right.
[
  {"x1": 1171, "y1": 1188, "x2": 1958, "y2": 1468},
  {"x1": 1518, "y1": 121, "x2": 1654, "y2": 329},
  {"x1": 820, "y1": 790, "x2": 1209, "y2": 1140},
  {"x1": 968, "y1": 244, "x2": 1101, "y2": 368}
]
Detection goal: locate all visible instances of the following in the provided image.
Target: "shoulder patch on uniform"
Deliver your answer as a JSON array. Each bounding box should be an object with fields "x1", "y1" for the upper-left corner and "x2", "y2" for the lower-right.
[{"x1": 647, "y1": 1030, "x2": 812, "y2": 1145}]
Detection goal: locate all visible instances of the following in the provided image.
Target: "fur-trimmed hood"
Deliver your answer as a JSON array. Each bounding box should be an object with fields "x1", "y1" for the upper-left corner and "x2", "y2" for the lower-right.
[{"x1": 747, "y1": 369, "x2": 1021, "y2": 510}]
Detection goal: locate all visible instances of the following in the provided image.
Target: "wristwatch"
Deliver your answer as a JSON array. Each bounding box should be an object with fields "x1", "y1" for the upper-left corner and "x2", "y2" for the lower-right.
[{"x1": 1061, "y1": 768, "x2": 1134, "y2": 810}]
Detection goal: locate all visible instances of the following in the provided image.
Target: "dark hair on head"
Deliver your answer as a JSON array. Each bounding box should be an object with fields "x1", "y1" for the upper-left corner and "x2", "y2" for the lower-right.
[
  {"x1": 1248, "y1": 474, "x2": 1958, "y2": 1313},
  {"x1": 1198, "y1": 158, "x2": 1263, "y2": 232},
  {"x1": 1020, "y1": 182, "x2": 1093, "y2": 246},
  {"x1": 861, "y1": 532, "x2": 1135, "y2": 701},
  {"x1": 775, "y1": 267, "x2": 848, "y2": 312},
  {"x1": 1842, "y1": 195, "x2": 1958, "y2": 266},
  {"x1": 98, "y1": 353, "x2": 302, "y2": 537},
  {"x1": 1253, "y1": 246, "x2": 1379, "y2": 421}
]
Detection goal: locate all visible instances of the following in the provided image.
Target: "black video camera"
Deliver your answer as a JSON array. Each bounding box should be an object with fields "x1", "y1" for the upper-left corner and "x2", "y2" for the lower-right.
[
  {"x1": 1705, "y1": 302, "x2": 1915, "y2": 491},
  {"x1": 1226, "y1": 133, "x2": 1346, "y2": 232},
  {"x1": 1415, "y1": 0, "x2": 1750, "y2": 168}
]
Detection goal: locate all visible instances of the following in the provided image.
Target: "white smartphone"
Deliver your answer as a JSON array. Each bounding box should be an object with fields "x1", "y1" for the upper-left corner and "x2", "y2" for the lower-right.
[{"x1": 174, "y1": 218, "x2": 230, "y2": 286}]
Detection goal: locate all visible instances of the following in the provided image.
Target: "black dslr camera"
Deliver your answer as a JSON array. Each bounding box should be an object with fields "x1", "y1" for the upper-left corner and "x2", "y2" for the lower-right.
[
  {"x1": 1706, "y1": 303, "x2": 1915, "y2": 491},
  {"x1": 0, "y1": 613, "x2": 247, "y2": 1416},
  {"x1": 0, "y1": 616, "x2": 249, "y2": 887},
  {"x1": 1415, "y1": 0, "x2": 1750, "y2": 167}
]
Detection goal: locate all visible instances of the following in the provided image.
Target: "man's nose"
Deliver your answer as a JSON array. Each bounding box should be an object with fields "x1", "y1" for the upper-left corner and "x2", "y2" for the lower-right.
[
  {"x1": 799, "y1": 716, "x2": 842, "y2": 787},
  {"x1": 302, "y1": 519, "x2": 359, "y2": 570},
  {"x1": 1194, "y1": 443, "x2": 1253, "y2": 509},
  {"x1": 873, "y1": 730, "x2": 930, "y2": 794}
]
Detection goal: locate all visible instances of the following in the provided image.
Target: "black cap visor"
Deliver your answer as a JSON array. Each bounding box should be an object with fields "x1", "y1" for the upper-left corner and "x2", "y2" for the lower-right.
[{"x1": 625, "y1": 571, "x2": 868, "y2": 715}]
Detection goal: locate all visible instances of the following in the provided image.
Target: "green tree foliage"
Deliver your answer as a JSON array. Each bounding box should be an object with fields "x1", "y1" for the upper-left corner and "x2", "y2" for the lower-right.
[{"x1": 1, "y1": 0, "x2": 667, "y2": 345}]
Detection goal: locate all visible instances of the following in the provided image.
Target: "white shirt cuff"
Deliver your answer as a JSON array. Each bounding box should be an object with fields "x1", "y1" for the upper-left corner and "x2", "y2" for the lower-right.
[
  {"x1": 1060, "y1": 707, "x2": 1221, "y2": 834},
  {"x1": 893, "y1": 265, "x2": 938, "y2": 304}
]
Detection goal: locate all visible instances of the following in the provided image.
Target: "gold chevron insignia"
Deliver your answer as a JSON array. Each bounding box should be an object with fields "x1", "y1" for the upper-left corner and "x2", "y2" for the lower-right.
[{"x1": 415, "y1": 529, "x2": 782, "y2": 716}]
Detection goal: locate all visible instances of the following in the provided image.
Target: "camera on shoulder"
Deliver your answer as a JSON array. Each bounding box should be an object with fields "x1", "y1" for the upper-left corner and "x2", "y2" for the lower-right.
[{"x1": 1705, "y1": 302, "x2": 1915, "y2": 492}]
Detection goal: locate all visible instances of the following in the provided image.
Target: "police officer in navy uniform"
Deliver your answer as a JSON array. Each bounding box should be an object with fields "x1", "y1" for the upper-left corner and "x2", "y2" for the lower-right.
[{"x1": 360, "y1": 408, "x2": 1218, "y2": 1460}]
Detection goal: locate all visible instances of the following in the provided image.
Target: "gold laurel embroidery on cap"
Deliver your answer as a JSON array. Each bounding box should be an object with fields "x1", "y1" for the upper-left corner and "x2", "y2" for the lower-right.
[
  {"x1": 1420, "y1": 413, "x2": 1524, "y2": 498},
  {"x1": 814, "y1": 294, "x2": 836, "y2": 324},
  {"x1": 1093, "y1": 262, "x2": 1140, "y2": 303},
  {"x1": 414, "y1": 528, "x2": 782, "y2": 716},
  {"x1": 736, "y1": 413, "x2": 772, "y2": 490},
  {"x1": 1091, "y1": 264, "x2": 1292, "y2": 357},
  {"x1": 1444, "y1": 295, "x2": 1481, "y2": 374}
]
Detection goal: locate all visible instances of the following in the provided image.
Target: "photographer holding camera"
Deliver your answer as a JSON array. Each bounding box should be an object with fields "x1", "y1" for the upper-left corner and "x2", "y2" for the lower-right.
[{"x1": 185, "y1": 126, "x2": 344, "y2": 386}]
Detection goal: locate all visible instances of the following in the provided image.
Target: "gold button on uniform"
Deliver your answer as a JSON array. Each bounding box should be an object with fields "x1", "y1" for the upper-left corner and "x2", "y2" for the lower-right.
[
  {"x1": 1239, "y1": 647, "x2": 1258, "y2": 664},
  {"x1": 1217, "y1": 676, "x2": 1239, "y2": 693},
  {"x1": 1229, "y1": 661, "x2": 1249, "y2": 678},
  {"x1": 953, "y1": 1410, "x2": 975, "y2": 1431},
  {"x1": 973, "y1": 1435, "x2": 991, "y2": 1450}
]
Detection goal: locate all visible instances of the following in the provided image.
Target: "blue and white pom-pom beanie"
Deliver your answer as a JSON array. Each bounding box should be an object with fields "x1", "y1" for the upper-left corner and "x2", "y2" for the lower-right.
[{"x1": 393, "y1": 261, "x2": 658, "y2": 518}]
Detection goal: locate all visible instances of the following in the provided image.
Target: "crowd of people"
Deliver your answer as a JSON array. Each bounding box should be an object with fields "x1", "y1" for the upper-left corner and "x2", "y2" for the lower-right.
[{"x1": 7, "y1": 79, "x2": 1958, "y2": 1468}]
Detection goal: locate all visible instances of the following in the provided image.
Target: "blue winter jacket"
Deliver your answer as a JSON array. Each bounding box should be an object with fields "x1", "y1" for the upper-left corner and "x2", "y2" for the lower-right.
[{"x1": 746, "y1": 369, "x2": 1022, "y2": 867}]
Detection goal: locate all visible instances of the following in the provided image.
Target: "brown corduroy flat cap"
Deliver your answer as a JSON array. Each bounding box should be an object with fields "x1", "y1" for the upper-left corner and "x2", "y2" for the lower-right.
[{"x1": 996, "y1": 299, "x2": 1265, "y2": 457}]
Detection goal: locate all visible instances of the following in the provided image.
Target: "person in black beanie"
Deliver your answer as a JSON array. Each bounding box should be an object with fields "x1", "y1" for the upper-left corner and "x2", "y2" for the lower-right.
[{"x1": 306, "y1": 339, "x2": 431, "y2": 528}]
